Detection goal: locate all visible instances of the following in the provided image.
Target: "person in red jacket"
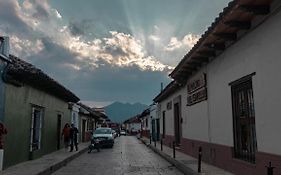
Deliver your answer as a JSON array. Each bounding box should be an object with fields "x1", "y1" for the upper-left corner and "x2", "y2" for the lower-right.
[
  {"x1": 0, "y1": 122, "x2": 7, "y2": 149},
  {"x1": 61, "y1": 123, "x2": 70, "y2": 150}
]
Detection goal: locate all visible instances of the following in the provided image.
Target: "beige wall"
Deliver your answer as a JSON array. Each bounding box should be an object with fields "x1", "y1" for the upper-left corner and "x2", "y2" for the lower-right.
[{"x1": 3, "y1": 83, "x2": 71, "y2": 168}]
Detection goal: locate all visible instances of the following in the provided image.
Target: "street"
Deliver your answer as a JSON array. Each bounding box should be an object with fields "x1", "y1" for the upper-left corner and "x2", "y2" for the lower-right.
[{"x1": 52, "y1": 136, "x2": 183, "y2": 175}]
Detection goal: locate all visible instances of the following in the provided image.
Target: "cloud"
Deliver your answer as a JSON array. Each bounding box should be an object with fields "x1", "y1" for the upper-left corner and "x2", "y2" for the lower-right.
[
  {"x1": 148, "y1": 35, "x2": 160, "y2": 42},
  {"x1": 25, "y1": 42, "x2": 171, "y2": 104},
  {"x1": 55, "y1": 29, "x2": 173, "y2": 72},
  {"x1": 165, "y1": 33, "x2": 199, "y2": 52},
  {"x1": 99, "y1": 31, "x2": 172, "y2": 71},
  {"x1": 22, "y1": 0, "x2": 50, "y2": 21},
  {"x1": 68, "y1": 20, "x2": 93, "y2": 36},
  {"x1": 9, "y1": 35, "x2": 44, "y2": 58},
  {"x1": 68, "y1": 21, "x2": 86, "y2": 36},
  {"x1": 153, "y1": 25, "x2": 160, "y2": 31},
  {"x1": 52, "y1": 9, "x2": 62, "y2": 19},
  {"x1": 81, "y1": 101, "x2": 113, "y2": 108},
  {"x1": 0, "y1": 0, "x2": 174, "y2": 104},
  {"x1": 1, "y1": 0, "x2": 173, "y2": 72},
  {"x1": 0, "y1": 0, "x2": 34, "y2": 36}
]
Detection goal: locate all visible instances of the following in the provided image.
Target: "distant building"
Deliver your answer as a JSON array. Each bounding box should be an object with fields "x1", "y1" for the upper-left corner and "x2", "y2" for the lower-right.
[
  {"x1": 123, "y1": 115, "x2": 141, "y2": 135},
  {"x1": 154, "y1": 1, "x2": 281, "y2": 174},
  {"x1": 93, "y1": 107, "x2": 105, "y2": 114},
  {"x1": 77, "y1": 103, "x2": 103, "y2": 142},
  {"x1": 139, "y1": 108, "x2": 150, "y2": 138}
]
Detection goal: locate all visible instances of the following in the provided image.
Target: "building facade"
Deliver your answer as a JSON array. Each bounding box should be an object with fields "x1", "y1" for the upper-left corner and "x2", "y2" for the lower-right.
[
  {"x1": 77, "y1": 103, "x2": 102, "y2": 142},
  {"x1": 2, "y1": 55, "x2": 79, "y2": 169},
  {"x1": 154, "y1": 0, "x2": 281, "y2": 174},
  {"x1": 140, "y1": 109, "x2": 150, "y2": 138},
  {"x1": 0, "y1": 36, "x2": 11, "y2": 170}
]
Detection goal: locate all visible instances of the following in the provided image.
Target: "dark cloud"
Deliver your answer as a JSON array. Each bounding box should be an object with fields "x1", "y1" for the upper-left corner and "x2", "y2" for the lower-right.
[
  {"x1": 32, "y1": 3, "x2": 50, "y2": 21},
  {"x1": 0, "y1": 0, "x2": 33, "y2": 37},
  {"x1": 23, "y1": 38, "x2": 170, "y2": 104},
  {"x1": 28, "y1": 37, "x2": 80, "y2": 67},
  {"x1": 68, "y1": 19, "x2": 93, "y2": 36},
  {"x1": 103, "y1": 45, "x2": 127, "y2": 58},
  {"x1": 69, "y1": 62, "x2": 171, "y2": 104}
]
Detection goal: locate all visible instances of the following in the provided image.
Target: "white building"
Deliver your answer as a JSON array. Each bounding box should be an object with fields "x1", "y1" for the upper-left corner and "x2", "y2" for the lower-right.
[
  {"x1": 154, "y1": 0, "x2": 281, "y2": 174},
  {"x1": 139, "y1": 104, "x2": 160, "y2": 140}
]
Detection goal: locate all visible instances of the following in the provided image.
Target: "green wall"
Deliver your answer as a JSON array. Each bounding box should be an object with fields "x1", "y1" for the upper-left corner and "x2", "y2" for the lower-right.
[{"x1": 3, "y1": 83, "x2": 72, "y2": 168}]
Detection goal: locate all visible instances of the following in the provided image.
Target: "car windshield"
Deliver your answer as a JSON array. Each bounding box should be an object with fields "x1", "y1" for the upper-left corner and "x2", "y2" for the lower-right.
[{"x1": 94, "y1": 128, "x2": 112, "y2": 134}]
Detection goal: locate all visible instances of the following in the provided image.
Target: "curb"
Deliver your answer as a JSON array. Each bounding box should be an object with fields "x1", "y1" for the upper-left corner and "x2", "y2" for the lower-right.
[
  {"x1": 37, "y1": 147, "x2": 88, "y2": 175},
  {"x1": 139, "y1": 138, "x2": 199, "y2": 175}
]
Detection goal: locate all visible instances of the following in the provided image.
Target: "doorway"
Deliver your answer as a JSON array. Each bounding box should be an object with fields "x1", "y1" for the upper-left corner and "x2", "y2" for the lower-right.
[
  {"x1": 151, "y1": 119, "x2": 155, "y2": 141},
  {"x1": 162, "y1": 111, "x2": 166, "y2": 138},
  {"x1": 56, "y1": 114, "x2": 62, "y2": 150},
  {"x1": 174, "y1": 103, "x2": 181, "y2": 145},
  {"x1": 82, "y1": 119, "x2": 86, "y2": 142},
  {"x1": 156, "y1": 119, "x2": 160, "y2": 141}
]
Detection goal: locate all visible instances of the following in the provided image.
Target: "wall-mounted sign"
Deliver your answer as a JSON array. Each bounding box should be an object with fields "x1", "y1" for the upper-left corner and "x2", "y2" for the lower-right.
[
  {"x1": 166, "y1": 101, "x2": 172, "y2": 110},
  {"x1": 187, "y1": 73, "x2": 207, "y2": 106},
  {"x1": 187, "y1": 74, "x2": 206, "y2": 94}
]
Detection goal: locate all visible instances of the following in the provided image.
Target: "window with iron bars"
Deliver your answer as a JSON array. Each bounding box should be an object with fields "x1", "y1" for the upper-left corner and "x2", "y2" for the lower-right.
[
  {"x1": 30, "y1": 106, "x2": 44, "y2": 152},
  {"x1": 231, "y1": 76, "x2": 257, "y2": 163}
]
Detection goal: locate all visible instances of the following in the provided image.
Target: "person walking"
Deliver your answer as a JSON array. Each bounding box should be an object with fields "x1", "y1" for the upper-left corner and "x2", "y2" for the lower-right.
[
  {"x1": 69, "y1": 124, "x2": 79, "y2": 152},
  {"x1": 61, "y1": 123, "x2": 70, "y2": 150}
]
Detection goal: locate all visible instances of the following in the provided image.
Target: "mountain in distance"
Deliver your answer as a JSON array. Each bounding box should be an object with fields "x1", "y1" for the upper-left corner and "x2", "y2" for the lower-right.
[{"x1": 104, "y1": 101, "x2": 148, "y2": 123}]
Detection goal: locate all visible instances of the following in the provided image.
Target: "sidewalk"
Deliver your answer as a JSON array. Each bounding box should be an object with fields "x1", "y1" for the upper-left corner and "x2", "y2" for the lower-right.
[
  {"x1": 0, "y1": 142, "x2": 89, "y2": 175},
  {"x1": 139, "y1": 137, "x2": 234, "y2": 175}
]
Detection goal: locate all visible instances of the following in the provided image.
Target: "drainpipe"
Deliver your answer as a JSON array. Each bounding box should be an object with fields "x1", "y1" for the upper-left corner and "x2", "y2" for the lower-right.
[{"x1": 0, "y1": 36, "x2": 11, "y2": 171}]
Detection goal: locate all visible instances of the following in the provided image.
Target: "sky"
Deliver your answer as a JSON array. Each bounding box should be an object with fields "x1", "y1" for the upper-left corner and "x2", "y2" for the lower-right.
[{"x1": 0, "y1": 0, "x2": 231, "y2": 107}]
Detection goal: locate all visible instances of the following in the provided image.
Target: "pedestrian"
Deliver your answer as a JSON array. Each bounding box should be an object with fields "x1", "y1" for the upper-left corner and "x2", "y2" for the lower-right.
[
  {"x1": 61, "y1": 123, "x2": 70, "y2": 150},
  {"x1": 69, "y1": 123, "x2": 79, "y2": 152}
]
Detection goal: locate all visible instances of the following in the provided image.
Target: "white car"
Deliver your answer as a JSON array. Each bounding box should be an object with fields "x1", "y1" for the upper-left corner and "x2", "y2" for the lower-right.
[
  {"x1": 112, "y1": 130, "x2": 117, "y2": 138},
  {"x1": 93, "y1": 128, "x2": 114, "y2": 148},
  {"x1": 120, "y1": 130, "x2": 126, "y2": 136}
]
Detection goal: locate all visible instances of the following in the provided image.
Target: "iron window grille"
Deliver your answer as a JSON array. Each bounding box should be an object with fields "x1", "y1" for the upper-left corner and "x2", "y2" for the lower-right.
[
  {"x1": 231, "y1": 76, "x2": 257, "y2": 163},
  {"x1": 30, "y1": 107, "x2": 44, "y2": 152}
]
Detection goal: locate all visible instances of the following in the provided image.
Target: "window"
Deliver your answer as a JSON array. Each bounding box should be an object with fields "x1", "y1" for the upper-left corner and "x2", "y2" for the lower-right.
[
  {"x1": 162, "y1": 111, "x2": 166, "y2": 138},
  {"x1": 167, "y1": 101, "x2": 172, "y2": 110},
  {"x1": 30, "y1": 107, "x2": 43, "y2": 151},
  {"x1": 231, "y1": 76, "x2": 257, "y2": 163},
  {"x1": 145, "y1": 118, "x2": 148, "y2": 127}
]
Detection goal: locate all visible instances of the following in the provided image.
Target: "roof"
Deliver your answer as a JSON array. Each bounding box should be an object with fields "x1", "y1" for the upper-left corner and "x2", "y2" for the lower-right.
[
  {"x1": 139, "y1": 108, "x2": 150, "y2": 118},
  {"x1": 170, "y1": 0, "x2": 273, "y2": 81},
  {"x1": 154, "y1": 0, "x2": 274, "y2": 103},
  {"x1": 77, "y1": 102, "x2": 103, "y2": 119},
  {"x1": 3, "y1": 55, "x2": 80, "y2": 102},
  {"x1": 153, "y1": 81, "x2": 183, "y2": 103},
  {"x1": 123, "y1": 115, "x2": 141, "y2": 124}
]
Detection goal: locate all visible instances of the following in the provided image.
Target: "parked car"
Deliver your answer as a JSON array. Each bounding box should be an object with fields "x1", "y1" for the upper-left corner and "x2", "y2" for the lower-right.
[
  {"x1": 120, "y1": 130, "x2": 126, "y2": 136},
  {"x1": 112, "y1": 130, "x2": 117, "y2": 138},
  {"x1": 93, "y1": 128, "x2": 114, "y2": 148}
]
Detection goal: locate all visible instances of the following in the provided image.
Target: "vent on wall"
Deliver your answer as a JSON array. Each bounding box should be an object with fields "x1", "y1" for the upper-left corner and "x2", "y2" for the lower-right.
[{"x1": 0, "y1": 36, "x2": 10, "y2": 62}]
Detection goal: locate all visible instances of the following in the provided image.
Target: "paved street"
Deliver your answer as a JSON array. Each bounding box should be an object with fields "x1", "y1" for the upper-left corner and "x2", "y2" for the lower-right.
[{"x1": 52, "y1": 136, "x2": 183, "y2": 175}]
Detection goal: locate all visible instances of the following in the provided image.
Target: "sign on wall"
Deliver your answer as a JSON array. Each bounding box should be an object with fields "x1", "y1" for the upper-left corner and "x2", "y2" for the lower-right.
[
  {"x1": 187, "y1": 73, "x2": 207, "y2": 106},
  {"x1": 166, "y1": 101, "x2": 172, "y2": 110}
]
